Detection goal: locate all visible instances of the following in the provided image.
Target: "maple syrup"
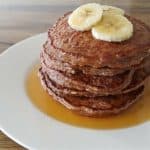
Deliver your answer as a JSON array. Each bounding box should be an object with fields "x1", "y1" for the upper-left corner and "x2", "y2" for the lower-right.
[{"x1": 25, "y1": 65, "x2": 150, "y2": 129}]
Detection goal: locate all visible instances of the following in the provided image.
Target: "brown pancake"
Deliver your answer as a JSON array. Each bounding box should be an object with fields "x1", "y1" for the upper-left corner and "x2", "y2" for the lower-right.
[
  {"x1": 38, "y1": 69, "x2": 144, "y2": 117},
  {"x1": 123, "y1": 67, "x2": 150, "y2": 93},
  {"x1": 41, "y1": 48, "x2": 75, "y2": 74},
  {"x1": 41, "y1": 60, "x2": 134, "y2": 94},
  {"x1": 39, "y1": 66, "x2": 149, "y2": 97},
  {"x1": 42, "y1": 41, "x2": 150, "y2": 76},
  {"x1": 48, "y1": 12, "x2": 150, "y2": 69}
]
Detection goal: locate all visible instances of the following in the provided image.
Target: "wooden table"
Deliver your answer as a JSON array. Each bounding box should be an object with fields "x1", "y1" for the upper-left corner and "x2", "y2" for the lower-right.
[{"x1": 0, "y1": 0, "x2": 149, "y2": 149}]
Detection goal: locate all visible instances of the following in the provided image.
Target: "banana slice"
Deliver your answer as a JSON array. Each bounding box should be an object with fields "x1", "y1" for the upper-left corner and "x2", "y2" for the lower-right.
[
  {"x1": 92, "y1": 14, "x2": 133, "y2": 42},
  {"x1": 101, "y1": 5, "x2": 124, "y2": 15},
  {"x1": 68, "y1": 3, "x2": 103, "y2": 31}
]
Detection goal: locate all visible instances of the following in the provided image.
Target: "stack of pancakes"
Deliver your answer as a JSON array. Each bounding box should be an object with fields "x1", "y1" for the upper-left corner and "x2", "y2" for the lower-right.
[{"x1": 39, "y1": 13, "x2": 150, "y2": 117}]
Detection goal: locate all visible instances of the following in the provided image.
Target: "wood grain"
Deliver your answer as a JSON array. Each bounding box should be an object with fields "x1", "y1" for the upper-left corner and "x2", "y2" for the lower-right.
[{"x1": 0, "y1": 0, "x2": 149, "y2": 149}]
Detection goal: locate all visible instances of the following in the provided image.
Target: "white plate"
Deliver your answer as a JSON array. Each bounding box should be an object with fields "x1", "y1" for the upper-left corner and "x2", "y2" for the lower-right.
[{"x1": 0, "y1": 33, "x2": 150, "y2": 150}]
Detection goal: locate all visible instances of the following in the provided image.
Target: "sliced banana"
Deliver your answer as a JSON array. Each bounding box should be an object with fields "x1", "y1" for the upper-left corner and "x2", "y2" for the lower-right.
[
  {"x1": 68, "y1": 3, "x2": 103, "y2": 31},
  {"x1": 101, "y1": 5, "x2": 125, "y2": 15},
  {"x1": 92, "y1": 14, "x2": 133, "y2": 42}
]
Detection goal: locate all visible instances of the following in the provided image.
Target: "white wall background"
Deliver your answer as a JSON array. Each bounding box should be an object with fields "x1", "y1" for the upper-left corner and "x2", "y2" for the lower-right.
[
  {"x1": 0, "y1": 0, "x2": 133, "y2": 6},
  {"x1": 0, "y1": 0, "x2": 102, "y2": 5}
]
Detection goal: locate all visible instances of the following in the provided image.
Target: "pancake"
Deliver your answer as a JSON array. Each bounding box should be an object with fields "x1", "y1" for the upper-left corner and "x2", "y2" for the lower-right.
[
  {"x1": 38, "y1": 68, "x2": 144, "y2": 117},
  {"x1": 48, "y1": 12, "x2": 150, "y2": 69},
  {"x1": 43, "y1": 67, "x2": 134, "y2": 94},
  {"x1": 39, "y1": 65, "x2": 149, "y2": 97},
  {"x1": 123, "y1": 67, "x2": 150, "y2": 93},
  {"x1": 42, "y1": 41, "x2": 150, "y2": 76},
  {"x1": 41, "y1": 50, "x2": 149, "y2": 96},
  {"x1": 41, "y1": 49, "x2": 75, "y2": 74}
]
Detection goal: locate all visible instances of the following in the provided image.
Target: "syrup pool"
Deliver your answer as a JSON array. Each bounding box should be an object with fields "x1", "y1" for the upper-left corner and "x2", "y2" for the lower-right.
[{"x1": 25, "y1": 65, "x2": 150, "y2": 129}]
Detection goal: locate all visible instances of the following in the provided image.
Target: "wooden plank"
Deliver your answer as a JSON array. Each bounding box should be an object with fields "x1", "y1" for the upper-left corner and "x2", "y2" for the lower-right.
[{"x1": 0, "y1": 131, "x2": 25, "y2": 150}]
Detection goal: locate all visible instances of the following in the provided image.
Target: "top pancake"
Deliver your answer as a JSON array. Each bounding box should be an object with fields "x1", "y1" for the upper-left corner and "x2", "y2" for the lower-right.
[
  {"x1": 48, "y1": 12, "x2": 150, "y2": 68},
  {"x1": 42, "y1": 41, "x2": 150, "y2": 76}
]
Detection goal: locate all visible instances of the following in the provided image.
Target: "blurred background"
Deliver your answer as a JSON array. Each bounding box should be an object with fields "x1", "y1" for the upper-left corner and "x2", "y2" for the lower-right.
[
  {"x1": 0, "y1": 0, "x2": 149, "y2": 53},
  {"x1": 0, "y1": 0, "x2": 149, "y2": 149}
]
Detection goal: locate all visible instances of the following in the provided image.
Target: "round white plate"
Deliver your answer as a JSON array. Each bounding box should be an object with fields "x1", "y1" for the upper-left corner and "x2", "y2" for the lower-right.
[{"x1": 0, "y1": 33, "x2": 150, "y2": 150}]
